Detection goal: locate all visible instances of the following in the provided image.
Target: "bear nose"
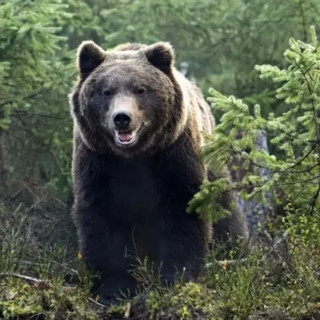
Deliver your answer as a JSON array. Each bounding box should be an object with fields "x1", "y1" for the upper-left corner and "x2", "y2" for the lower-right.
[{"x1": 112, "y1": 111, "x2": 132, "y2": 130}]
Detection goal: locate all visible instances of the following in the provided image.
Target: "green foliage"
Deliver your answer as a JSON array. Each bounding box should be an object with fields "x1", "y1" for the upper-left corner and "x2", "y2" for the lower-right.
[
  {"x1": 0, "y1": 203, "x2": 99, "y2": 320},
  {"x1": 129, "y1": 256, "x2": 162, "y2": 295},
  {"x1": 146, "y1": 282, "x2": 215, "y2": 320},
  {"x1": 144, "y1": 221, "x2": 320, "y2": 320},
  {"x1": 0, "y1": 203, "x2": 31, "y2": 273},
  {"x1": 0, "y1": 0, "x2": 69, "y2": 128},
  {"x1": 188, "y1": 178, "x2": 234, "y2": 223},
  {"x1": 1, "y1": 0, "x2": 320, "y2": 198},
  {"x1": 0, "y1": 201, "x2": 319, "y2": 319},
  {"x1": 66, "y1": 0, "x2": 320, "y2": 107},
  {"x1": 0, "y1": 277, "x2": 98, "y2": 320},
  {"x1": 0, "y1": 0, "x2": 75, "y2": 196},
  {"x1": 191, "y1": 26, "x2": 320, "y2": 220},
  {"x1": 0, "y1": 280, "x2": 43, "y2": 319},
  {"x1": 284, "y1": 205, "x2": 320, "y2": 250},
  {"x1": 206, "y1": 252, "x2": 265, "y2": 320},
  {"x1": 264, "y1": 212, "x2": 320, "y2": 318}
]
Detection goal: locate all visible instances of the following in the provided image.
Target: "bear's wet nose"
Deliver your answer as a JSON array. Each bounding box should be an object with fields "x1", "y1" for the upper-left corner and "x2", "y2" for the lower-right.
[{"x1": 113, "y1": 111, "x2": 132, "y2": 130}]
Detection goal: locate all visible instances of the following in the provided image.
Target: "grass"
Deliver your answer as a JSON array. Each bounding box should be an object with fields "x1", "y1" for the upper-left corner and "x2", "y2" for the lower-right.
[{"x1": 0, "y1": 202, "x2": 320, "y2": 320}]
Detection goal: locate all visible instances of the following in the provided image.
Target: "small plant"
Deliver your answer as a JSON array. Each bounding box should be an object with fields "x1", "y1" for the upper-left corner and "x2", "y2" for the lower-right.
[{"x1": 0, "y1": 203, "x2": 33, "y2": 273}]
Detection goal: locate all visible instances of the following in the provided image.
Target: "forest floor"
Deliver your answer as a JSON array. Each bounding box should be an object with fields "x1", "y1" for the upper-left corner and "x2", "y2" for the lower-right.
[{"x1": 0, "y1": 199, "x2": 320, "y2": 320}]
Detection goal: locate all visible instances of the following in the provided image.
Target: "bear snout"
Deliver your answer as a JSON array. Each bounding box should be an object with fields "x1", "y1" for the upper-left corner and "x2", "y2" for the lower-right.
[{"x1": 112, "y1": 111, "x2": 132, "y2": 130}]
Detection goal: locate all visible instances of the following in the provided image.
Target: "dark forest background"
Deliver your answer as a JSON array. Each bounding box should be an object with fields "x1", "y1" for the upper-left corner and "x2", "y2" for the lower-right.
[{"x1": 1, "y1": 0, "x2": 319, "y2": 202}]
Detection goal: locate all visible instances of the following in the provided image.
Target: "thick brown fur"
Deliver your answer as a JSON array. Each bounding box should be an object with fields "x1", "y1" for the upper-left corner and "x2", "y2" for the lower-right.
[{"x1": 70, "y1": 41, "x2": 248, "y2": 304}]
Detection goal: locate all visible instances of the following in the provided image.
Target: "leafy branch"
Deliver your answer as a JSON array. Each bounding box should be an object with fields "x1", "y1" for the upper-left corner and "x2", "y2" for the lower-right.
[{"x1": 190, "y1": 26, "x2": 320, "y2": 221}]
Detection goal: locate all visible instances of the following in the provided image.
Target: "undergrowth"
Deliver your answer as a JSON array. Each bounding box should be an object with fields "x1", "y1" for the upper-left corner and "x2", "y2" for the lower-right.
[{"x1": 0, "y1": 203, "x2": 320, "y2": 320}]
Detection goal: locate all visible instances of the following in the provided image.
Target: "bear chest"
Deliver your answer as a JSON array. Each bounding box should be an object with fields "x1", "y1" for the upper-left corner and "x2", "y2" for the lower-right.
[
  {"x1": 100, "y1": 157, "x2": 164, "y2": 222},
  {"x1": 77, "y1": 150, "x2": 201, "y2": 223}
]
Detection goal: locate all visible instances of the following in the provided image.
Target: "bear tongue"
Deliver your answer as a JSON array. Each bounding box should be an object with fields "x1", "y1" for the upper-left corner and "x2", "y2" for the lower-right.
[{"x1": 118, "y1": 132, "x2": 133, "y2": 142}]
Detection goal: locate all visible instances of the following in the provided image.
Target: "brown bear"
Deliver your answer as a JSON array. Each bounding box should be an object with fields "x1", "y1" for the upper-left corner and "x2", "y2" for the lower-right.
[{"x1": 70, "y1": 41, "x2": 248, "y2": 304}]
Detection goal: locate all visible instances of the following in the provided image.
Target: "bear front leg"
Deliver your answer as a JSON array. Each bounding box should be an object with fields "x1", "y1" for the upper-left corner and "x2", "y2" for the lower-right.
[
  {"x1": 212, "y1": 189, "x2": 250, "y2": 256},
  {"x1": 74, "y1": 206, "x2": 137, "y2": 304},
  {"x1": 208, "y1": 170, "x2": 250, "y2": 255},
  {"x1": 159, "y1": 216, "x2": 208, "y2": 284}
]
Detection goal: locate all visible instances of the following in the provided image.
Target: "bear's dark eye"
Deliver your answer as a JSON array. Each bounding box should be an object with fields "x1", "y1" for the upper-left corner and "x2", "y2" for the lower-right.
[
  {"x1": 136, "y1": 87, "x2": 146, "y2": 96},
  {"x1": 103, "y1": 89, "x2": 112, "y2": 97}
]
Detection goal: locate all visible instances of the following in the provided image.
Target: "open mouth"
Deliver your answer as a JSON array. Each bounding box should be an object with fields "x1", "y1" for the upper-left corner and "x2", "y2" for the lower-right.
[{"x1": 114, "y1": 129, "x2": 138, "y2": 146}]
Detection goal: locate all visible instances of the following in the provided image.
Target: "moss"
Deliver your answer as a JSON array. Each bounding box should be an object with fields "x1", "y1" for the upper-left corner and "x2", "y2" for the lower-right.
[
  {"x1": 146, "y1": 282, "x2": 216, "y2": 319},
  {"x1": 0, "y1": 279, "x2": 44, "y2": 318},
  {"x1": 0, "y1": 277, "x2": 99, "y2": 320}
]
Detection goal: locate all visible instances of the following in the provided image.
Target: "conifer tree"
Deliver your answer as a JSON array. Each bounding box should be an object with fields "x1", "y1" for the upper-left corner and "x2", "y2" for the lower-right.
[
  {"x1": 0, "y1": 0, "x2": 73, "y2": 194},
  {"x1": 189, "y1": 27, "x2": 320, "y2": 225}
]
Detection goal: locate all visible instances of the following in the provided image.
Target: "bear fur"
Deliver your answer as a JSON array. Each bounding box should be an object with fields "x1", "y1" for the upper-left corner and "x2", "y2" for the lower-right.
[{"x1": 70, "y1": 41, "x2": 248, "y2": 304}]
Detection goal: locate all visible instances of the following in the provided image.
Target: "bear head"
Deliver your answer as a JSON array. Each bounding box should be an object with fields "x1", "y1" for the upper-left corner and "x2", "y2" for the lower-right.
[{"x1": 70, "y1": 41, "x2": 187, "y2": 157}]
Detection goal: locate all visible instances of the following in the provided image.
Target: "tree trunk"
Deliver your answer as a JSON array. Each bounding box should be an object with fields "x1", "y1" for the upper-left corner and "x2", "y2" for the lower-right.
[
  {"x1": 0, "y1": 129, "x2": 9, "y2": 196},
  {"x1": 233, "y1": 131, "x2": 274, "y2": 241}
]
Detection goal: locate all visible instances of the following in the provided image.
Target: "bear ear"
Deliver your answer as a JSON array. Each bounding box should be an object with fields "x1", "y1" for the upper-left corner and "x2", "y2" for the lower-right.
[
  {"x1": 144, "y1": 42, "x2": 174, "y2": 74},
  {"x1": 77, "y1": 41, "x2": 106, "y2": 78}
]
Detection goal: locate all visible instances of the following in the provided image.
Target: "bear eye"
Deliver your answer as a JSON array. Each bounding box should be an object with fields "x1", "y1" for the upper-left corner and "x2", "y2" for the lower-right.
[
  {"x1": 103, "y1": 89, "x2": 112, "y2": 97},
  {"x1": 136, "y1": 87, "x2": 146, "y2": 96}
]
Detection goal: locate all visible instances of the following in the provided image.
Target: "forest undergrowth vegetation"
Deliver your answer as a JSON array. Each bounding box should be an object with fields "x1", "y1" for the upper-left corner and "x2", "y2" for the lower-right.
[{"x1": 0, "y1": 203, "x2": 319, "y2": 319}]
